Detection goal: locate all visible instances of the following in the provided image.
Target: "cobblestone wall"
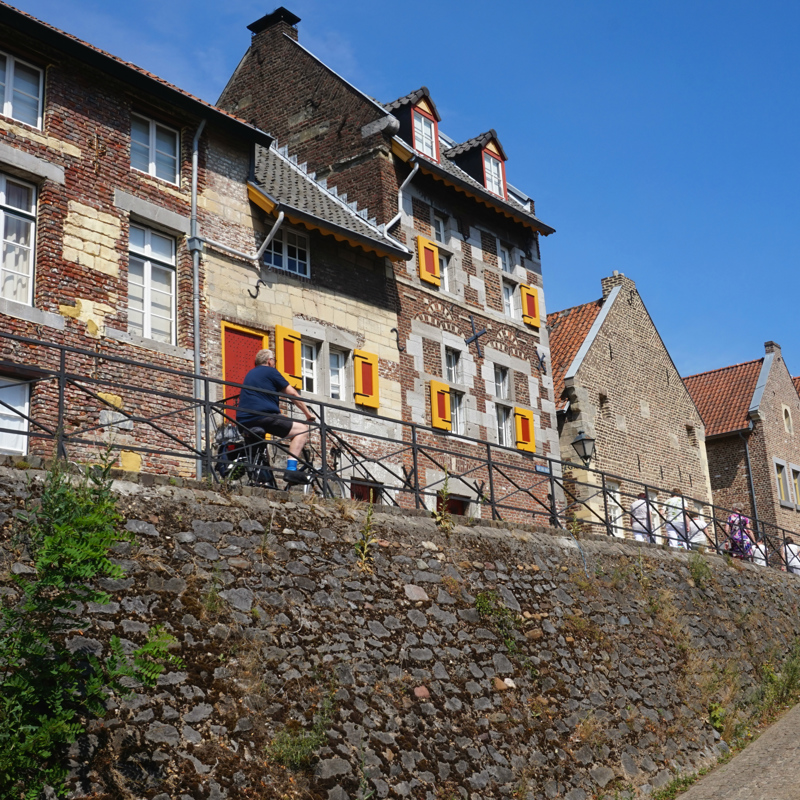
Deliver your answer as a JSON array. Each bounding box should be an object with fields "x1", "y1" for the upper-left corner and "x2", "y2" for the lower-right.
[{"x1": 1, "y1": 464, "x2": 799, "y2": 799}]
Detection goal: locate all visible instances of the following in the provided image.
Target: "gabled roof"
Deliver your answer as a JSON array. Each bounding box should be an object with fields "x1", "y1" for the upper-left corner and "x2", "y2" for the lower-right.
[
  {"x1": 547, "y1": 299, "x2": 605, "y2": 411},
  {"x1": 0, "y1": 2, "x2": 273, "y2": 147},
  {"x1": 384, "y1": 86, "x2": 441, "y2": 121},
  {"x1": 683, "y1": 360, "x2": 764, "y2": 437},
  {"x1": 443, "y1": 129, "x2": 507, "y2": 161},
  {"x1": 252, "y1": 144, "x2": 411, "y2": 260}
]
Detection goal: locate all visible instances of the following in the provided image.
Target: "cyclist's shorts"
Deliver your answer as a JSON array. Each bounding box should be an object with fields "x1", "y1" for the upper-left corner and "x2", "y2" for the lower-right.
[{"x1": 239, "y1": 413, "x2": 293, "y2": 438}]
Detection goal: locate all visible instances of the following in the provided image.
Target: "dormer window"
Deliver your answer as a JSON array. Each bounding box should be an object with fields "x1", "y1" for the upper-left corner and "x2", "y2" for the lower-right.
[
  {"x1": 483, "y1": 151, "x2": 505, "y2": 198},
  {"x1": 412, "y1": 105, "x2": 438, "y2": 160}
]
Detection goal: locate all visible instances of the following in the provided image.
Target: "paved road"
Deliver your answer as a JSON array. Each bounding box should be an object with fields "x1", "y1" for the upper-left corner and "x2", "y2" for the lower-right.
[{"x1": 678, "y1": 703, "x2": 800, "y2": 799}]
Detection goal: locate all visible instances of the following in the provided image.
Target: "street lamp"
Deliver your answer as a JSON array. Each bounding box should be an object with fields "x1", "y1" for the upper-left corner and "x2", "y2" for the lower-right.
[{"x1": 571, "y1": 430, "x2": 595, "y2": 466}]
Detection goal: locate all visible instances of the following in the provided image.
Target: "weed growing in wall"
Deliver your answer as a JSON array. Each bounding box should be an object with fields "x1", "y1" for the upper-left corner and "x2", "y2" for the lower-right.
[
  {"x1": 475, "y1": 590, "x2": 521, "y2": 653},
  {"x1": 0, "y1": 459, "x2": 181, "y2": 799},
  {"x1": 432, "y1": 471, "x2": 454, "y2": 536},
  {"x1": 354, "y1": 503, "x2": 377, "y2": 572},
  {"x1": 688, "y1": 552, "x2": 713, "y2": 588}
]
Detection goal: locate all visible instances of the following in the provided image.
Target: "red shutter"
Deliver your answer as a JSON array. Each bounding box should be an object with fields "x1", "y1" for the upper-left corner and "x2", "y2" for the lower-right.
[{"x1": 221, "y1": 323, "x2": 269, "y2": 418}]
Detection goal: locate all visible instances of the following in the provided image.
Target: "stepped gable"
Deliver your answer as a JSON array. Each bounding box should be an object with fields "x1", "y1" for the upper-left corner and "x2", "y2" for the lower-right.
[
  {"x1": 546, "y1": 300, "x2": 604, "y2": 410},
  {"x1": 253, "y1": 142, "x2": 410, "y2": 258},
  {"x1": 683, "y1": 359, "x2": 764, "y2": 437}
]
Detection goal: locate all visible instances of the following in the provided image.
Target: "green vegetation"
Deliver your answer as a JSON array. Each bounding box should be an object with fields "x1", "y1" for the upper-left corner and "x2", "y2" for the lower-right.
[
  {"x1": 475, "y1": 590, "x2": 521, "y2": 653},
  {"x1": 268, "y1": 684, "x2": 336, "y2": 770},
  {"x1": 688, "y1": 552, "x2": 713, "y2": 588},
  {"x1": 0, "y1": 459, "x2": 181, "y2": 799},
  {"x1": 432, "y1": 471, "x2": 455, "y2": 536},
  {"x1": 354, "y1": 503, "x2": 377, "y2": 572}
]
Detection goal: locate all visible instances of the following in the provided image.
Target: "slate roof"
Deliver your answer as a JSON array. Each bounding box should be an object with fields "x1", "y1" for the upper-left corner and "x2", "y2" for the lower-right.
[
  {"x1": 253, "y1": 144, "x2": 410, "y2": 259},
  {"x1": 0, "y1": 2, "x2": 272, "y2": 146},
  {"x1": 683, "y1": 360, "x2": 763, "y2": 437},
  {"x1": 443, "y1": 129, "x2": 507, "y2": 161},
  {"x1": 547, "y1": 300, "x2": 605, "y2": 411},
  {"x1": 384, "y1": 86, "x2": 441, "y2": 121}
]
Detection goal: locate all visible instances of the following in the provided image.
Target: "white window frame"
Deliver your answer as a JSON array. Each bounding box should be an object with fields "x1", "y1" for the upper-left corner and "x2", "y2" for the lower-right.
[
  {"x1": 783, "y1": 405, "x2": 794, "y2": 435},
  {"x1": 127, "y1": 224, "x2": 176, "y2": 344},
  {"x1": 263, "y1": 227, "x2": 310, "y2": 278},
  {"x1": 0, "y1": 376, "x2": 29, "y2": 455},
  {"x1": 301, "y1": 341, "x2": 318, "y2": 394},
  {"x1": 790, "y1": 463, "x2": 800, "y2": 511},
  {"x1": 0, "y1": 173, "x2": 36, "y2": 306},
  {"x1": 494, "y1": 364, "x2": 509, "y2": 400},
  {"x1": 445, "y1": 347, "x2": 461, "y2": 384},
  {"x1": 439, "y1": 251, "x2": 452, "y2": 293},
  {"x1": 483, "y1": 152, "x2": 504, "y2": 197},
  {"x1": 413, "y1": 109, "x2": 436, "y2": 159},
  {"x1": 499, "y1": 244, "x2": 513, "y2": 274},
  {"x1": 606, "y1": 480, "x2": 625, "y2": 538},
  {"x1": 0, "y1": 51, "x2": 43, "y2": 129},
  {"x1": 502, "y1": 280, "x2": 517, "y2": 318},
  {"x1": 329, "y1": 348, "x2": 346, "y2": 401},
  {"x1": 775, "y1": 458, "x2": 793, "y2": 507},
  {"x1": 450, "y1": 390, "x2": 464, "y2": 435},
  {"x1": 130, "y1": 113, "x2": 180, "y2": 185},
  {"x1": 496, "y1": 403, "x2": 513, "y2": 447},
  {"x1": 433, "y1": 213, "x2": 447, "y2": 244}
]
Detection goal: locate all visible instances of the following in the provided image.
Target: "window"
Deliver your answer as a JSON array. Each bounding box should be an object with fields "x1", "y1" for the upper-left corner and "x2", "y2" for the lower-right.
[
  {"x1": 502, "y1": 280, "x2": 517, "y2": 318},
  {"x1": 433, "y1": 214, "x2": 447, "y2": 244},
  {"x1": 0, "y1": 174, "x2": 35, "y2": 305},
  {"x1": 776, "y1": 462, "x2": 789, "y2": 503},
  {"x1": 445, "y1": 347, "x2": 461, "y2": 384},
  {"x1": 329, "y1": 349, "x2": 346, "y2": 400},
  {"x1": 437, "y1": 493, "x2": 469, "y2": 517},
  {"x1": 128, "y1": 224, "x2": 176, "y2": 344},
  {"x1": 352, "y1": 482, "x2": 382, "y2": 503},
  {"x1": 483, "y1": 151, "x2": 504, "y2": 197},
  {"x1": 792, "y1": 467, "x2": 800, "y2": 508},
  {"x1": 494, "y1": 365, "x2": 509, "y2": 400},
  {"x1": 439, "y1": 252, "x2": 452, "y2": 292},
  {"x1": 496, "y1": 404, "x2": 513, "y2": 447},
  {"x1": 450, "y1": 390, "x2": 464, "y2": 435},
  {"x1": 784, "y1": 407, "x2": 794, "y2": 435},
  {"x1": 499, "y1": 245, "x2": 513, "y2": 274},
  {"x1": 301, "y1": 342, "x2": 317, "y2": 393},
  {"x1": 0, "y1": 376, "x2": 29, "y2": 454},
  {"x1": 0, "y1": 52, "x2": 42, "y2": 128},
  {"x1": 131, "y1": 114, "x2": 179, "y2": 184},
  {"x1": 413, "y1": 109, "x2": 437, "y2": 159},
  {"x1": 607, "y1": 480, "x2": 625, "y2": 538},
  {"x1": 263, "y1": 228, "x2": 310, "y2": 278}
]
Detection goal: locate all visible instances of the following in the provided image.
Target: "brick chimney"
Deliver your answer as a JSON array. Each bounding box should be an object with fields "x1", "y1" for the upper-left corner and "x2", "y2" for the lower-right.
[
  {"x1": 247, "y1": 6, "x2": 301, "y2": 42},
  {"x1": 600, "y1": 271, "x2": 636, "y2": 299},
  {"x1": 765, "y1": 341, "x2": 781, "y2": 356}
]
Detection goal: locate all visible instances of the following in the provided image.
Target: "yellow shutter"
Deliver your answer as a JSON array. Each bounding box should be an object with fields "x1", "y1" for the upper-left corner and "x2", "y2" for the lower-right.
[
  {"x1": 354, "y1": 350, "x2": 380, "y2": 408},
  {"x1": 417, "y1": 235, "x2": 441, "y2": 286},
  {"x1": 520, "y1": 285, "x2": 541, "y2": 328},
  {"x1": 274, "y1": 324, "x2": 302, "y2": 390},
  {"x1": 430, "y1": 380, "x2": 452, "y2": 430},
  {"x1": 514, "y1": 407, "x2": 536, "y2": 452}
]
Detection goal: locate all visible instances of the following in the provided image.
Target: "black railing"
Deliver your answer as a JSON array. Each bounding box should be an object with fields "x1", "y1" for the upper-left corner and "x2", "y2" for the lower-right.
[{"x1": 1, "y1": 328, "x2": 799, "y2": 574}]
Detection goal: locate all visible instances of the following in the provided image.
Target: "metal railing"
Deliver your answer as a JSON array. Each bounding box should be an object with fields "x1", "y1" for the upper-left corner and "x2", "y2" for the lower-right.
[{"x1": 1, "y1": 328, "x2": 799, "y2": 574}]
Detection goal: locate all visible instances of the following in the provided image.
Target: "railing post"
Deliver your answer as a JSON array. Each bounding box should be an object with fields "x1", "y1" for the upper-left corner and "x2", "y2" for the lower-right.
[
  {"x1": 56, "y1": 347, "x2": 67, "y2": 460},
  {"x1": 203, "y1": 377, "x2": 213, "y2": 481},
  {"x1": 486, "y1": 442, "x2": 499, "y2": 520},
  {"x1": 548, "y1": 464, "x2": 559, "y2": 528},
  {"x1": 601, "y1": 472, "x2": 611, "y2": 537},
  {"x1": 318, "y1": 403, "x2": 329, "y2": 499},
  {"x1": 411, "y1": 425, "x2": 420, "y2": 509}
]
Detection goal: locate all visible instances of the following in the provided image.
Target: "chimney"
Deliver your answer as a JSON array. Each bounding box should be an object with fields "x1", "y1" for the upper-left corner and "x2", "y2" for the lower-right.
[
  {"x1": 765, "y1": 341, "x2": 781, "y2": 356},
  {"x1": 247, "y1": 6, "x2": 301, "y2": 42},
  {"x1": 600, "y1": 271, "x2": 635, "y2": 299}
]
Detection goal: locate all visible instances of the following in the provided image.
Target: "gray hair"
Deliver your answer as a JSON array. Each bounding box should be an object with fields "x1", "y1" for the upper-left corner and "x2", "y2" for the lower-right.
[{"x1": 255, "y1": 349, "x2": 275, "y2": 366}]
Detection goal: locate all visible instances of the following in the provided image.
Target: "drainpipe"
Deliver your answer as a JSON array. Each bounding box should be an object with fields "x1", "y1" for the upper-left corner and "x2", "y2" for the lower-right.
[
  {"x1": 386, "y1": 161, "x2": 419, "y2": 230},
  {"x1": 739, "y1": 422, "x2": 760, "y2": 537},
  {"x1": 201, "y1": 209, "x2": 284, "y2": 265},
  {"x1": 189, "y1": 120, "x2": 206, "y2": 480}
]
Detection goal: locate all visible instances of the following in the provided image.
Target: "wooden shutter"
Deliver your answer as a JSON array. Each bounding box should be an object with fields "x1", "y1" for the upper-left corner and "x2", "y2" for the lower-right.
[
  {"x1": 354, "y1": 350, "x2": 379, "y2": 408},
  {"x1": 514, "y1": 407, "x2": 536, "y2": 452},
  {"x1": 417, "y1": 235, "x2": 441, "y2": 286},
  {"x1": 520, "y1": 285, "x2": 541, "y2": 327},
  {"x1": 430, "y1": 380, "x2": 452, "y2": 430},
  {"x1": 221, "y1": 323, "x2": 269, "y2": 420},
  {"x1": 274, "y1": 324, "x2": 302, "y2": 390}
]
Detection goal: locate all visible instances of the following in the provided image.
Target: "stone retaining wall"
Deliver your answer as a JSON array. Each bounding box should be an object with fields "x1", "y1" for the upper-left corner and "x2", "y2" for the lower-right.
[{"x1": 1, "y1": 464, "x2": 798, "y2": 800}]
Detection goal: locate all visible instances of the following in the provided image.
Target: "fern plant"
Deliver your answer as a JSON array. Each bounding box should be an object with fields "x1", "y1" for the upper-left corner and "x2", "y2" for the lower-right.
[{"x1": 0, "y1": 458, "x2": 182, "y2": 798}]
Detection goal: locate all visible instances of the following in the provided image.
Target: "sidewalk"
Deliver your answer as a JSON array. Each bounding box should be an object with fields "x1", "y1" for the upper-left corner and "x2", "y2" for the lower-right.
[{"x1": 677, "y1": 703, "x2": 800, "y2": 799}]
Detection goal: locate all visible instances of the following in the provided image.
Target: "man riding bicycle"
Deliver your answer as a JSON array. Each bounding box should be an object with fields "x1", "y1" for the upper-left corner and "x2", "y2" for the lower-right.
[{"x1": 235, "y1": 349, "x2": 315, "y2": 484}]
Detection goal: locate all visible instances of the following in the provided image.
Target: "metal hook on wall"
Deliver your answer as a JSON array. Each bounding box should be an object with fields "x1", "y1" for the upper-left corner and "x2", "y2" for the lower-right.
[
  {"x1": 248, "y1": 278, "x2": 267, "y2": 299},
  {"x1": 390, "y1": 328, "x2": 404, "y2": 352}
]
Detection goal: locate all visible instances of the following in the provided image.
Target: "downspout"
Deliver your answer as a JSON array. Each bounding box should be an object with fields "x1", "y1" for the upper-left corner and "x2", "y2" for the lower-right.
[
  {"x1": 739, "y1": 422, "x2": 760, "y2": 537},
  {"x1": 190, "y1": 119, "x2": 206, "y2": 479},
  {"x1": 386, "y1": 161, "x2": 419, "y2": 230},
  {"x1": 201, "y1": 209, "x2": 284, "y2": 265}
]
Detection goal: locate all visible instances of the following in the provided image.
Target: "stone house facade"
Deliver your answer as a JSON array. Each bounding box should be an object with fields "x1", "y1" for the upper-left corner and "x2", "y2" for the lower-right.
[
  {"x1": 548, "y1": 272, "x2": 712, "y2": 534},
  {"x1": 218, "y1": 8, "x2": 560, "y2": 516},
  {"x1": 685, "y1": 342, "x2": 800, "y2": 539}
]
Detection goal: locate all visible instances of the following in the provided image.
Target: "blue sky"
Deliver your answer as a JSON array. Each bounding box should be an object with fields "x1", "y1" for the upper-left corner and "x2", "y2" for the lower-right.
[{"x1": 14, "y1": 0, "x2": 800, "y2": 377}]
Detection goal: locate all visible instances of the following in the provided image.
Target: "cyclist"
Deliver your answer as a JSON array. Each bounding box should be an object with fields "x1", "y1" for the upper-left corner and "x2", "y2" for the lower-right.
[{"x1": 235, "y1": 349, "x2": 315, "y2": 484}]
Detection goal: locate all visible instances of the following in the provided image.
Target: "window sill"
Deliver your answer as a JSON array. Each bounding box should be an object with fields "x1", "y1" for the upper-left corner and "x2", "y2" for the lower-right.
[
  {"x1": 779, "y1": 500, "x2": 795, "y2": 510},
  {"x1": 106, "y1": 327, "x2": 192, "y2": 361},
  {"x1": 0, "y1": 297, "x2": 64, "y2": 330},
  {"x1": 131, "y1": 167, "x2": 181, "y2": 190}
]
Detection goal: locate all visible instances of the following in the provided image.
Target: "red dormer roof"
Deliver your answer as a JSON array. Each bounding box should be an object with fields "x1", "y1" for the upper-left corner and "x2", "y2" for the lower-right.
[{"x1": 794, "y1": 376, "x2": 800, "y2": 397}]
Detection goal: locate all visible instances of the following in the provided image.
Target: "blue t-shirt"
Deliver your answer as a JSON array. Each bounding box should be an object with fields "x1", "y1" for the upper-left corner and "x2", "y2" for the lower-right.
[{"x1": 236, "y1": 365, "x2": 289, "y2": 423}]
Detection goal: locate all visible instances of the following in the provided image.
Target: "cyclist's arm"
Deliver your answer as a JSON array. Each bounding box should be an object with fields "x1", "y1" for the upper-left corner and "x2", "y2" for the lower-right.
[{"x1": 283, "y1": 384, "x2": 315, "y2": 421}]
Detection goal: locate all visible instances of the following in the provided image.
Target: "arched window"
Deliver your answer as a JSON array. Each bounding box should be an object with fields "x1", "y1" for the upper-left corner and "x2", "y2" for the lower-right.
[{"x1": 784, "y1": 406, "x2": 794, "y2": 435}]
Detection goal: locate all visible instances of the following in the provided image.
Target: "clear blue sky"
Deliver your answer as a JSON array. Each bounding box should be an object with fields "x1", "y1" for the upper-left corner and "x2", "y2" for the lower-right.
[{"x1": 14, "y1": 0, "x2": 800, "y2": 378}]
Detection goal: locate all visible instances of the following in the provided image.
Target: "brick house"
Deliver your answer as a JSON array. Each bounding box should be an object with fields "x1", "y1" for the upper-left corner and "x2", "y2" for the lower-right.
[
  {"x1": 685, "y1": 342, "x2": 800, "y2": 538},
  {"x1": 0, "y1": 3, "x2": 273, "y2": 472},
  {"x1": 217, "y1": 8, "x2": 560, "y2": 516},
  {"x1": 548, "y1": 272, "x2": 712, "y2": 533}
]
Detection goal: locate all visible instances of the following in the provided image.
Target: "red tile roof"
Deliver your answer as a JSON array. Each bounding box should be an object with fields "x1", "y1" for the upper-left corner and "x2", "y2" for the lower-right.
[
  {"x1": 794, "y1": 376, "x2": 800, "y2": 397},
  {"x1": 683, "y1": 360, "x2": 763, "y2": 437},
  {"x1": 547, "y1": 300, "x2": 604, "y2": 410}
]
